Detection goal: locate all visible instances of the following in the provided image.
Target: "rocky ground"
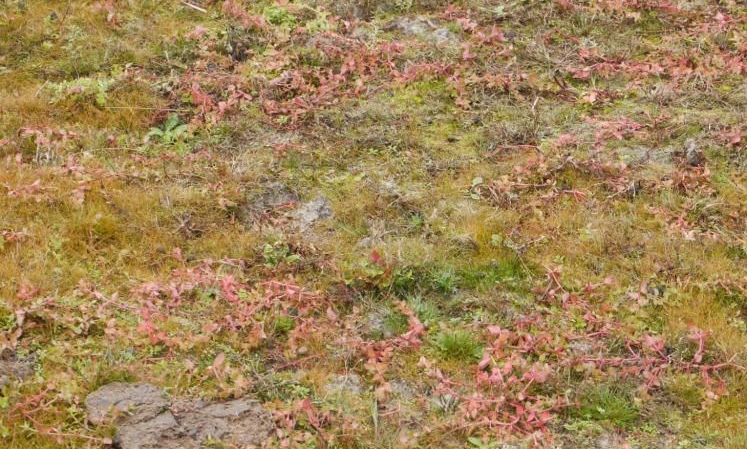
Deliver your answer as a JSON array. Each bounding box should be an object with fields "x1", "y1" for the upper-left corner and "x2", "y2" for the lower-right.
[{"x1": 1, "y1": 0, "x2": 746, "y2": 448}]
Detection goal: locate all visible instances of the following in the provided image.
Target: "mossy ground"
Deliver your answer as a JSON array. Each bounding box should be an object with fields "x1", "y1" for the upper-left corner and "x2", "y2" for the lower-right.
[{"x1": 1, "y1": 0, "x2": 746, "y2": 448}]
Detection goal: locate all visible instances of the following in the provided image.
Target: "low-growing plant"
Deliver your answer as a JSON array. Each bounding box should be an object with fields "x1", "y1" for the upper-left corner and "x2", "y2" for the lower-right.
[
  {"x1": 263, "y1": 5, "x2": 296, "y2": 28},
  {"x1": 262, "y1": 241, "x2": 301, "y2": 267},
  {"x1": 431, "y1": 268, "x2": 458, "y2": 294},
  {"x1": 664, "y1": 373, "x2": 704, "y2": 409},
  {"x1": 46, "y1": 76, "x2": 115, "y2": 107},
  {"x1": 406, "y1": 295, "x2": 440, "y2": 326},
  {"x1": 272, "y1": 314, "x2": 296, "y2": 336},
  {"x1": 574, "y1": 384, "x2": 639, "y2": 428},
  {"x1": 433, "y1": 329, "x2": 482, "y2": 362},
  {"x1": 145, "y1": 114, "x2": 189, "y2": 145}
]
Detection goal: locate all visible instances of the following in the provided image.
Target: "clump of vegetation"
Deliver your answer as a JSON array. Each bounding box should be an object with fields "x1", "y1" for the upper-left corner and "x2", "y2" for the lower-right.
[
  {"x1": 574, "y1": 384, "x2": 640, "y2": 428},
  {"x1": 46, "y1": 76, "x2": 116, "y2": 107},
  {"x1": 144, "y1": 114, "x2": 189, "y2": 145},
  {"x1": 433, "y1": 329, "x2": 482, "y2": 362},
  {"x1": 263, "y1": 5, "x2": 296, "y2": 28},
  {"x1": 262, "y1": 241, "x2": 301, "y2": 267}
]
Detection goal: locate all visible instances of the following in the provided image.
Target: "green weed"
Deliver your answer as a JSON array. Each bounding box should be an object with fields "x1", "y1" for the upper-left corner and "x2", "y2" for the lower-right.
[{"x1": 433, "y1": 329, "x2": 482, "y2": 362}]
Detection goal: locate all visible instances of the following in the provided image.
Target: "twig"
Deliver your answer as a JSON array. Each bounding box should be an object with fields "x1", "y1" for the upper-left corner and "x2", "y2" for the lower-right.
[
  {"x1": 104, "y1": 106, "x2": 191, "y2": 112},
  {"x1": 181, "y1": 1, "x2": 207, "y2": 13}
]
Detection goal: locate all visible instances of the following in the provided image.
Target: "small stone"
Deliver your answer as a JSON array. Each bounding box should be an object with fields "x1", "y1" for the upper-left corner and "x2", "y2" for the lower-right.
[
  {"x1": 241, "y1": 182, "x2": 299, "y2": 226},
  {"x1": 449, "y1": 235, "x2": 478, "y2": 253},
  {"x1": 379, "y1": 180, "x2": 401, "y2": 198},
  {"x1": 289, "y1": 197, "x2": 333, "y2": 231},
  {"x1": 596, "y1": 432, "x2": 628, "y2": 449},
  {"x1": 385, "y1": 16, "x2": 459, "y2": 45},
  {"x1": 684, "y1": 139, "x2": 705, "y2": 166},
  {"x1": 325, "y1": 373, "x2": 363, "y2": 395},
  {"x1": 431, "y1": 28, "x2": 456, "y2": 44},
  {"x1": 389, "y1": 380, "x2": 416, "y2": 400},
  {"x1": 247, "y1": 182, "x2": 299, "y2": 213},
  {"x1": 364, "y1": 310, "x2": 390, "y2": 339},
  {"x1": 0, "y1": 349, "x2": 35, "y2": 388},
  {"x1": 568, "y1": 340, "x2": 594, "y2": 355}
]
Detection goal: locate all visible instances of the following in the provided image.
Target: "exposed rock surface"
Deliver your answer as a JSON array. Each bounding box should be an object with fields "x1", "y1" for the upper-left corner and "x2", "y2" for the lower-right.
[
  {"x1": 683, "y1": 139, "x2": 705, "y2": 167},
  {"x1": 595, "y1": 432, "x2": 629, "y2": 449},
  {"x1": 246, "y1": 182, "x2": 299, "y2": 215},
  {"x1": 385, "y1": 16, "x2": 458, "y2": 44},
  {"x1": 289, "y1": 196, "x2": 333, "y2": 231},
  {"x1": 85, "y1": 383, "x2": 169, "y2": 426},
  {"x1": 0, "y1": 349, "x2": 35, "y2": 387},
  {"x1": 324, "y1": 373, "x2": 363, "y2": 395},
  {"x1": 86, "y1": 383, "x2": 274, "y2": 449}
]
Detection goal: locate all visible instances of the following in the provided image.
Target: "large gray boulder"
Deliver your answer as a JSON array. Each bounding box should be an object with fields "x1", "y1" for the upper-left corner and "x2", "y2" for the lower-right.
[{"x1": 86, "y1": 383, "x2": 275, "y2": 449}]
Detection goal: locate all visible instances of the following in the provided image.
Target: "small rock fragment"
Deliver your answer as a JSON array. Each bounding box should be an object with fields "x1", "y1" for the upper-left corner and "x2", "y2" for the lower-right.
[
  {"x1": 0, "y1": 349, "x2": 35, "y2": 387},
  {"x1": 290, "y1": 197, "x2": 333, "y2": 231},
  {"x1": 0, "y1": 349, "x2": 36, "y2": 388},
  {"x1": 247, "y1": 182, "x2": 299, "y2": 214},
  {"x1": 385, "y1": 16, "x2": 458, "y2": 44},
  {"x1": 684, "y1": 139, "x2": 705, "y2": 166},
  {"x1": 449, "y1": 235, "x2": 478, "y2": 253},
  {"x1": 325, "y1": 373, "x2": 363, "y2": 396},
  {"x1": 596, "y1": 432, "x2": 628, "y2": 449},
  {"x1": 568, "y1": 340, "x2": 594, "y2": 356}
]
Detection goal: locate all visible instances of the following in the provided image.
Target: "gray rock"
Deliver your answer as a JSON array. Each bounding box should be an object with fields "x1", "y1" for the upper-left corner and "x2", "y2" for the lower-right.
[
  {"x1": 85, "y1": 382, "x2": 169, "y2": 425},
  {"x1": 449, "y1": 235, "x2": 478, "y2": 253},
  {"x1": 86, "y1": 383, "x2": 274, "y2": 449},
  {"x1": 431, "y1": 28, "x2": 456, "y2": 44},
  {"x1": 0, "y1": 349, "x2": 35, "y2": 387},
  {"x1": 385, "y1": 16, "x2": 458, "y2": 44},
  {"x1": 290, "y1": 197, "x2": 333, "y2": 231},
  {"x1": 389, "y1": 380, "x2": 416, "y2": 400},
  {"x1": 379, "y1": 180, "x2": 402, "y2": 199},
  {"x1": 684, "y1": 139, "x2": 705, "y2": 166},
  {"x1": 616, "y1": 146, "x2": 673, "y2": 171},
  {"x1": 596, "y1": 432, "x2": 628, "y2": 449},
  {"x1": 364, "y1": 310, "x2": 391, "y2": 339},
  {"x1": 568, "y1": 340, "x2": 594, "y2": 356},
  {"x1": 325, "y1": 373, "x2": 363, "y2": 395},
  {"x1": 172, "y1": 398, "x2": 275, "y2": 447},
  {"x1": 115, "y1": 411, "x2": 183, "y2": 449},
  {"x1": 241, "y1": 182, "x2": 300, "y2": 226},
  {"x1": 248, "y1": 182, "x2": 299, "y2": 214},
  {"x1": 327, "y1": 0, "x2": 373, "y2": 21}
]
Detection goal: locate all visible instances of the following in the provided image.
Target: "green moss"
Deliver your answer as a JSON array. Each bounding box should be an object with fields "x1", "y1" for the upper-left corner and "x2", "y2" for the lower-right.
[{"x1": 457, "y1": 259, "x2": 525, "y2": 291}]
